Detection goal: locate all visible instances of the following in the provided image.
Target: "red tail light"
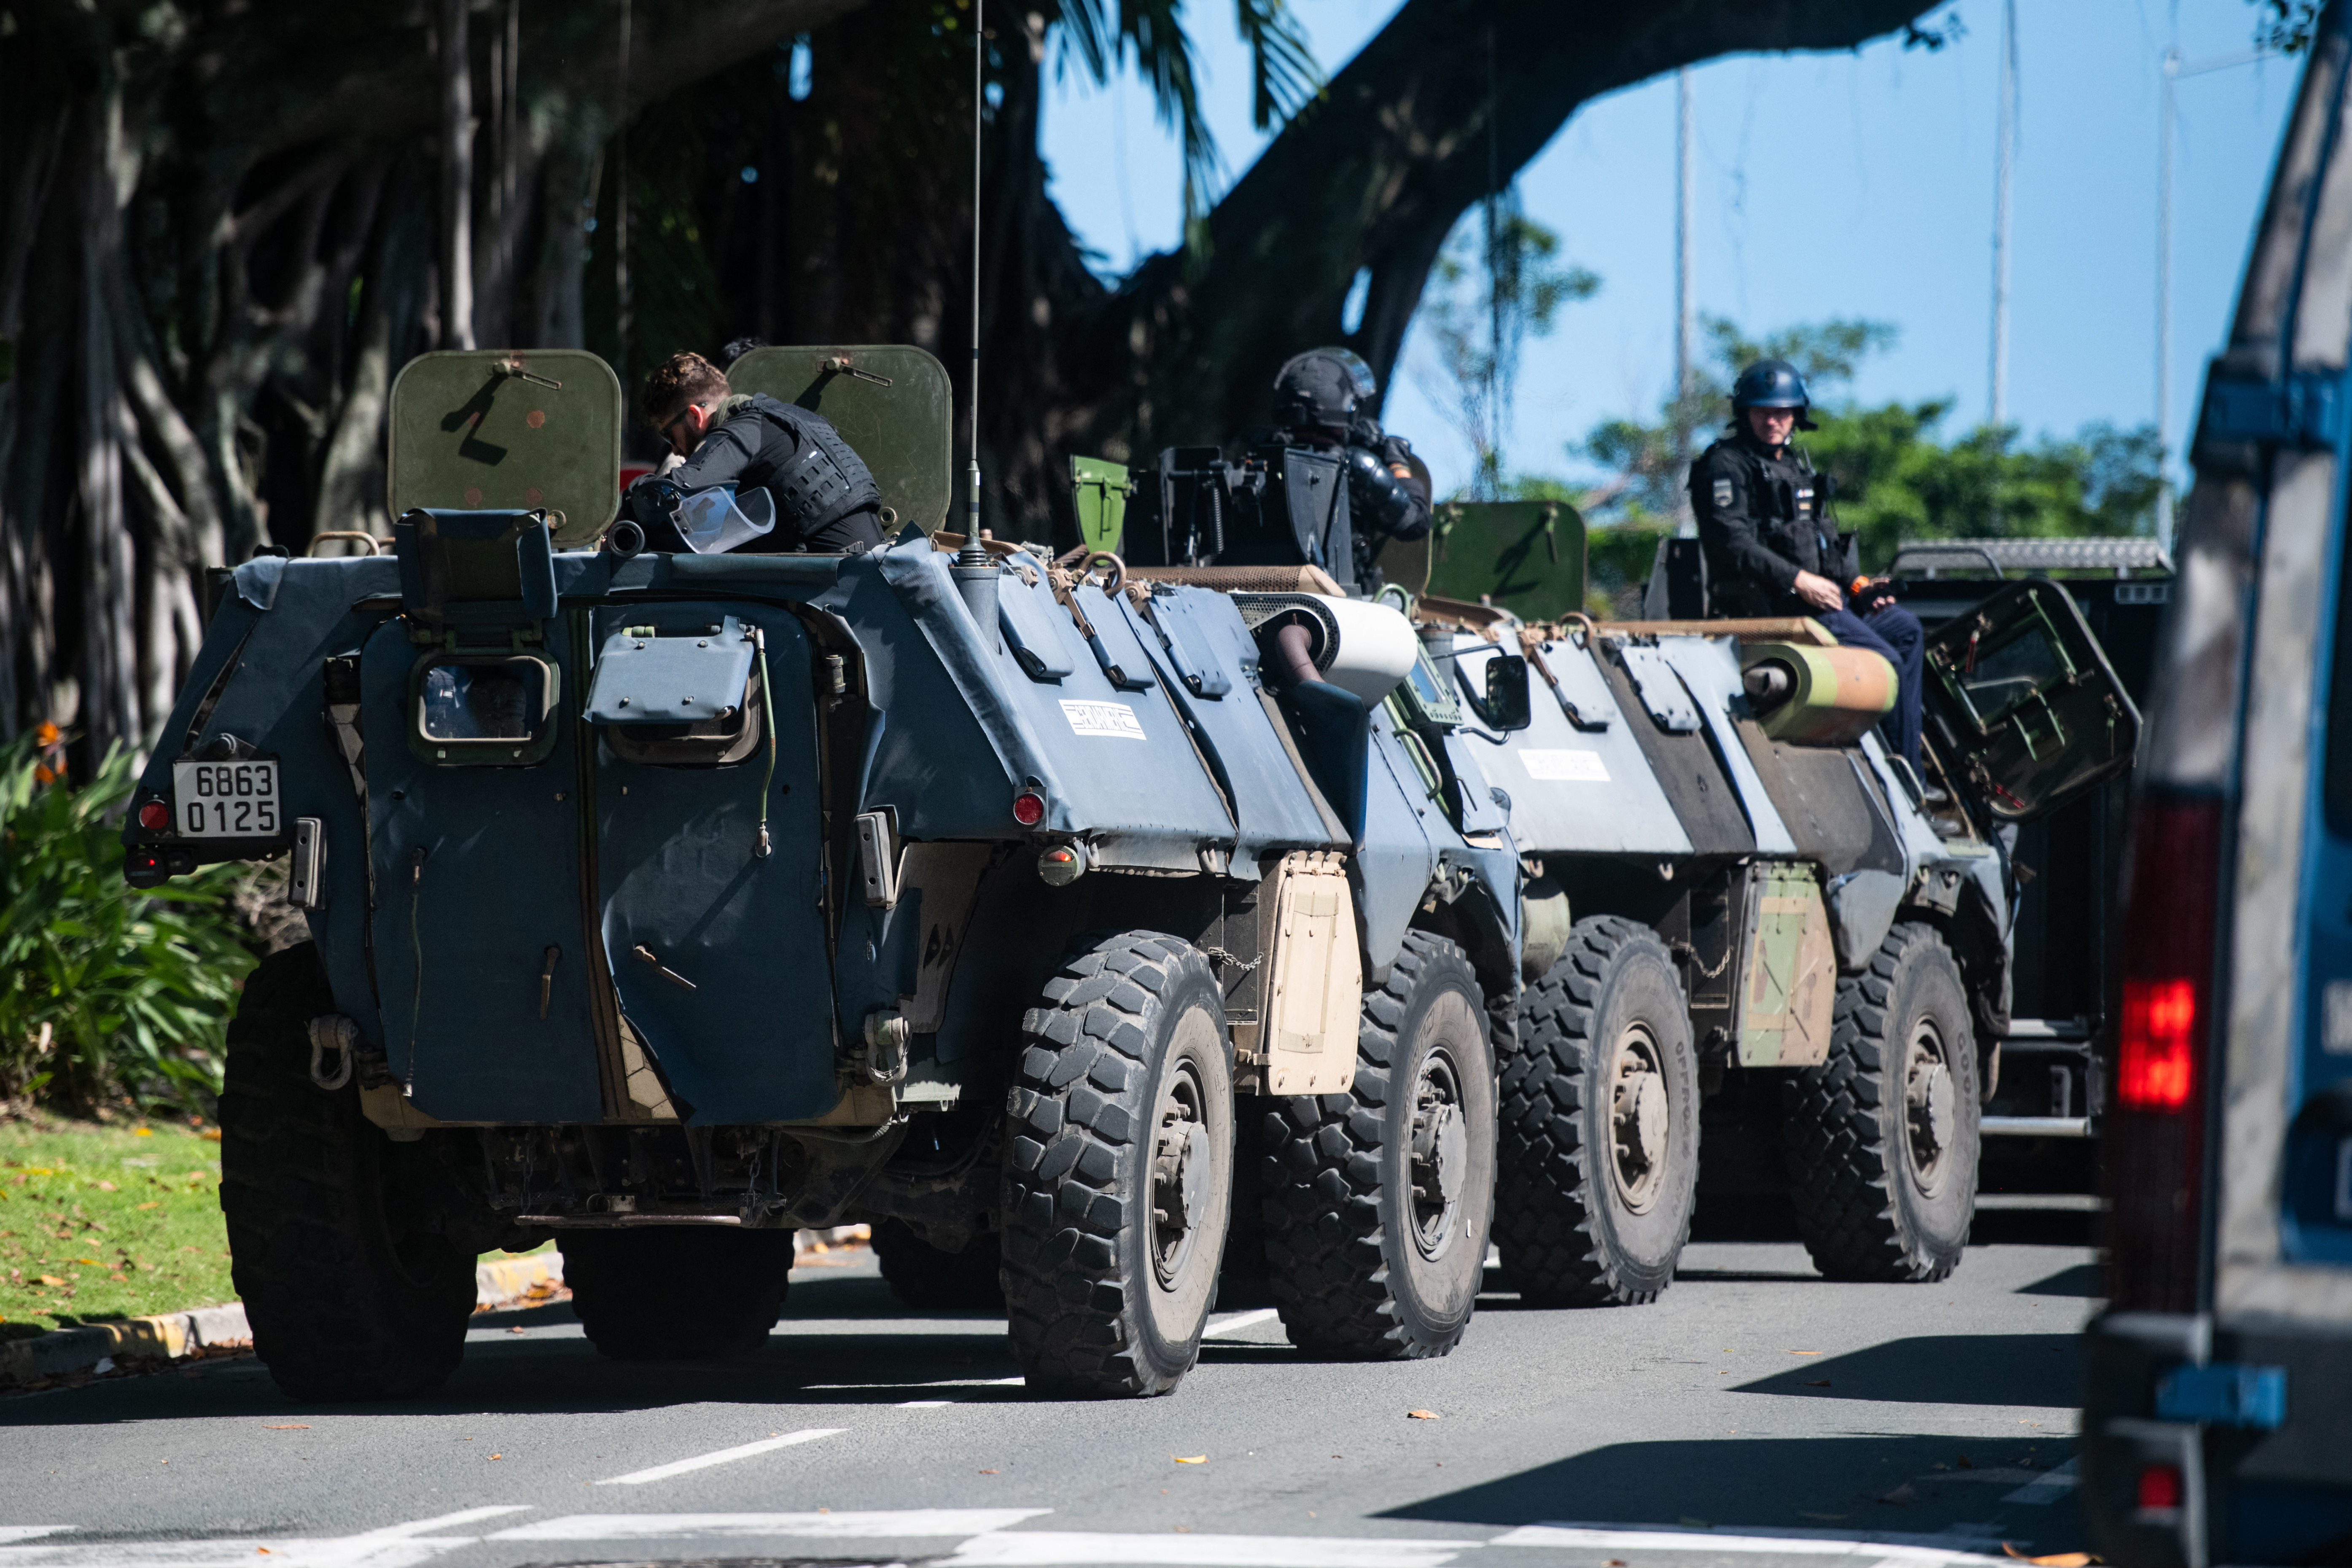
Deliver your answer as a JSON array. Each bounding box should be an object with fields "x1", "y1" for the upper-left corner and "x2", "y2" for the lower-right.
[
  {"x1": 135, "y1": 799, "x2": 172, "y2": 832},
  {"x1": 2119, "y1": 978, "x2": 2197, "y2": 1108},
  {"x1": 2105, "y1": 792, "x2": 2224, "y2": 1312},
  {"x1": 1012, "y1": 788, "x2": 1047, "y2": 828},
  {"x1": 2137, "y1": 1463, "x2": 2184, "y2": 1511}
]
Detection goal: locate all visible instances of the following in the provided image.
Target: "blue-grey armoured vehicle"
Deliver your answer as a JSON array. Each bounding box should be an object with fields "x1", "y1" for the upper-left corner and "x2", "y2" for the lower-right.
[
  {"x1": 1096, "y1": 445, "x2": 2146, "y2": 1302},
  {"x1": 124, "y1": 345, "x2": 1524, "y2": 1401},
  {"x1": 1424, "y1": 589, "x2": 2141, "y2": 1296}
]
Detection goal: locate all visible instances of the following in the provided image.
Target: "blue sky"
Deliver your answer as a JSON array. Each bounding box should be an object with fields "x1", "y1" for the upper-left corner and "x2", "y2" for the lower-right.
[{"x1": 1036, "y1": 1, "x2": 2301, "y2": 500}]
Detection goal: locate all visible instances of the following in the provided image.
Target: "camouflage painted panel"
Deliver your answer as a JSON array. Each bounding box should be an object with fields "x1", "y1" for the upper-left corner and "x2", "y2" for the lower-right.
[
  {"x1": 386, "y1": 350, "x2": 623, "y2": 546},
  {"x1": 1378, "y1": 500, "x2": 1588, "y2": 621},
  {"x1": 1736, "y1": 861, "x2": 1835, "y2": 1068},
  {"x1": 726, "y1": 345, "x2": 953, "y2": 532}
]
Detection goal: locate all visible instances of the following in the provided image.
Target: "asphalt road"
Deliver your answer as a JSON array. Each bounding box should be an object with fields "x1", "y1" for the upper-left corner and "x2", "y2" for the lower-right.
[{"x1": 0, "y1": 1215, "x2": 2100, "y2": 1568}]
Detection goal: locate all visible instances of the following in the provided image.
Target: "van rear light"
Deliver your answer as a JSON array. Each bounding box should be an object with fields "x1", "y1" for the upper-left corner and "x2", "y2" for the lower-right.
[
  {"x1": 1012, "y1": 788, "x2": 1047, "y2": 828},
  {"x1": 135, "y1": 799, "x2": 172, "y2": 832},
  {"x1": 2137, "y1": 1463, "x2": 2184, "y2": 1511},
  {"x1": 2106, "y1": 792, "x2": 2224, "y2": 1312},
  {"x1": 2119, "y1": 978, "x2": 2197, "y2": 1108}
]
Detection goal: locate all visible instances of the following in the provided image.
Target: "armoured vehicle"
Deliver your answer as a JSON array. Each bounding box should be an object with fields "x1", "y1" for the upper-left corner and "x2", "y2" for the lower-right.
[
  {"x1": 124, "y1": 344, "x2": 1523, "y2": 1400},
  {"x1": 1113, "y1": 439, "x2": 2145, "y2": 1291}
]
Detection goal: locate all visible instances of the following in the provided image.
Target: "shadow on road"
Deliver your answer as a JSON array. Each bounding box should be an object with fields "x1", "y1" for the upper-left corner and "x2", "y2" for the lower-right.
[
  {"x1": 1378, "y1": 1432, "x2": 2078, "y2": 1538},
  {"x1": 1729, "y1": 1332, "x2": 2080, "y2": 1407}
]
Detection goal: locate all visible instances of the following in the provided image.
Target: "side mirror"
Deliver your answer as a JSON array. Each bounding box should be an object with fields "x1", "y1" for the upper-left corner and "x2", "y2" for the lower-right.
[{"x1": 1484, "y1": 655, "x2": 1533, "y2": 733}]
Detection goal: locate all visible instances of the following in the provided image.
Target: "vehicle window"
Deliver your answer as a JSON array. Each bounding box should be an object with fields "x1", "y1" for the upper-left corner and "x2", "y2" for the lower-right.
[{"x1": 422, "y1": 663, "x2": 541, "y2": 742}]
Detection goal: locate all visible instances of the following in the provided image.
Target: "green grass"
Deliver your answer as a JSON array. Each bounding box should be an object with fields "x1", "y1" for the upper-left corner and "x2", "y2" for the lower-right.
[
  {"x1": 0, "y1": 1115, "x2": 231, "y2": 1339},
  {"x1": 0, "y1": 1117, "x2": 562, "y2": 1342}
]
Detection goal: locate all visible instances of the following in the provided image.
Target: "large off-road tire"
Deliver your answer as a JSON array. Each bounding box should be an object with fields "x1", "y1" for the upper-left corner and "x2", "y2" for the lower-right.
[
  {"x1": 1001, "y1": 932, "x2": 1234, "y2": 1396},
  {"x1": 873, "y1": 1220, "x2": 1004, "y2": 1311},
  {"x1": 563, "y1": 1226, "x2": 794, "y2": 1359},
  {"x1": 220, "y1": 943, "x2": 478, "y2": 1401},
  {"x1": 1783, "y1": 921, "x2": 1980, "y2": 1282},
  {"x1": 1261, "y1": 931, "x2": 1497, "y2": 1359},
  {"x1": 1496, "y1": 917, "x2": 1700, "y2": 1306}
]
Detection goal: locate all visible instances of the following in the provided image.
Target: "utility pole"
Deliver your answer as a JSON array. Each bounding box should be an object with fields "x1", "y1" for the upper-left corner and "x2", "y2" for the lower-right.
[
  {"x1": 2157, "y1": 44, "x2": 2177, "y2": 546},
  {"x1": 1989, "y1": 0, "x2": 2017, "y2": 434},
  {"x1": 1675, "y1": 66, "x2": 1696, "y2": 536}
]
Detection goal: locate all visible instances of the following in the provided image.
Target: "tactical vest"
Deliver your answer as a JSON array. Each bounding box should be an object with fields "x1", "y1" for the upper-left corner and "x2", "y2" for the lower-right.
[{"x1": 736, "y1": 395, "x2": 883, "y2": 539}]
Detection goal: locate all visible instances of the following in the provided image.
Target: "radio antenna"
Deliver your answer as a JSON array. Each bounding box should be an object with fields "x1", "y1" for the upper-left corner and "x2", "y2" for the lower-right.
[{"x1": 966, "y1": 0, "x2": 984, "y2": 541}]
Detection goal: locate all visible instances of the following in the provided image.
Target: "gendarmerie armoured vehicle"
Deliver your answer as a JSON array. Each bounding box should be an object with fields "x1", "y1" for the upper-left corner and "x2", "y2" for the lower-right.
[
  {"x1": 1097, "y1": 446, "x2": 2145, "y2": 1298},
  {"x1": 124, "y1": 344, "x2": 1526, "y2": 1400}
]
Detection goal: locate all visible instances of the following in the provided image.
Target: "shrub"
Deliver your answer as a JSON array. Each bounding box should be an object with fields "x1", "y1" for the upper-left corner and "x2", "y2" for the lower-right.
[{"x1": 0, "y1": 730, "x2": 256, "y2": 1112}]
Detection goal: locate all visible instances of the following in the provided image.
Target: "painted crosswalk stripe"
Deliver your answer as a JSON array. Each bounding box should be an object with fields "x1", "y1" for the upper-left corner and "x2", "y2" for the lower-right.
[
  {"x1": 0, "y1": 1506, "x2": 532, "y2": 1568},
  {"x1": 900, "y1": 1398, "x2": 958, "y2": 1408},
  {"x1": 592, "y1": 1428, "x2": 845, "y2": 1486},
  {"x1": 1491, "y1": 1524, "x2": 2011, "y2": 1565},
  {"x1": 1203, "y1": 1307, "x2": 1281, "y2": 1337},
  {"x1": 489, "y1": 1510, "x2": 1050, "y2": 1541},
  {"x1": 940, "y1": 1531, "x2": 1478, "y2": 1568},
  {"x1": 2000, "y1": 1455, "x2": 2079, "y2": 1504}
]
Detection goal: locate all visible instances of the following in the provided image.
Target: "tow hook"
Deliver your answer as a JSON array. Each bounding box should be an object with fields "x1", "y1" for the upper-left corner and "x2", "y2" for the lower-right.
[
  {"x1": 307, "y1": 1015, "x2": 360, "y2": 1092},
  {"x1": 863, "y1": 1011, "x2": 911, "y2": 1085}
]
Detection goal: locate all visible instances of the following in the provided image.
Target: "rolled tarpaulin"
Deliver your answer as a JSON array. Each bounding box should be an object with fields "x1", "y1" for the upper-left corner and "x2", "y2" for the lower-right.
[{"x1": 1740, "y1": 640, "x2": 1897, "y2": 745}]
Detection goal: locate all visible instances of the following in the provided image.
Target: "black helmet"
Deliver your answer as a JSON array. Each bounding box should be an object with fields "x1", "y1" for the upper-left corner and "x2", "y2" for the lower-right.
[
  {"x1": 1730, "y1": 358, "x2": 1818, "y2": 431},
  {"x1": 1273, "y1": 347, "x2": 1379, "y2": 430}
]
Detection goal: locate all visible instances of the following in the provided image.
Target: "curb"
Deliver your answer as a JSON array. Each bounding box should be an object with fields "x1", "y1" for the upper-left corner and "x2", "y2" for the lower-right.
[
  {"x1": 1, "y1": 1251, "x2": 570, "y2": 1391},
  {"x1": 3, "y1": 1230, "x2": 867, "y2": 1392}
]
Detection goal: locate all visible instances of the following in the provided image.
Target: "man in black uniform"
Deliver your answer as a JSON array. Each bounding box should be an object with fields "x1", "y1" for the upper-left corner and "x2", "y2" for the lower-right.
[
  {"x1": 1688, "y1": 358, "x2": 1924, "y2": 772},
  {"x1": 624, "y1": 352, "x2": 887, "y2": 554},
  {"x1": 1265, "y1": 347, "x2": 1432, "y2": 591}
]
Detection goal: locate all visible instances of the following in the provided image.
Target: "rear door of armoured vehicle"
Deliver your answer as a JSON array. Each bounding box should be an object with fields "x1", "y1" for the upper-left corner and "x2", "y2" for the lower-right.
[
  {"x1": 1921, "y1": 578, "x2": 2142, "y2": 823},
  {"x1": 584, "y1": 603, "x2": 834, "y2": 1124},
  {"x1": 362, "y1": 352, "x2": 628, "y2": 1122}
]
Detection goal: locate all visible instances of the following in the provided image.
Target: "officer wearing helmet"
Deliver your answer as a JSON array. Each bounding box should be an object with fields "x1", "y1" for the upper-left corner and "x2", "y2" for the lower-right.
[
  {"x1": 1690, "y1": 358, "x2": 1924, "y2": 770},
  {"x1": 1266, "y1": 348, "x2": 1432, "y2": 590}
]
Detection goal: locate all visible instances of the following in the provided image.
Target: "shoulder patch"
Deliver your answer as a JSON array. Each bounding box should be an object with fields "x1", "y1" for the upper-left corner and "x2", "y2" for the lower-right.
[{"x1": 1712, "y1": 476, "x2": 1735, "y2": 511}]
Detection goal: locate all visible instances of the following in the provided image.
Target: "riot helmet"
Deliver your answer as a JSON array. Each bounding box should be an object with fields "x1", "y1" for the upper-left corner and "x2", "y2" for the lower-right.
[
  {"x1": 1273, "y1": 347, "x2": 1379, "y2": 431},
  {"x1": 1730, "y1": 358, "x2": 1818, "y2": 431}
]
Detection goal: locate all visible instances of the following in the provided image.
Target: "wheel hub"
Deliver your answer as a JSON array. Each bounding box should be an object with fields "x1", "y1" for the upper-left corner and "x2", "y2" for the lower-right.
[
  {"x1": 1607, "y1": 1026, "x2": 1669, "y2": 1215},
  {"x1": 1150, "y1": 1065, "x2": 1210, "y2": 1288},
  {"x1": 1408, "y1": 1049, "x2": 1467, "y2": 1261},
  {"x1": 1902, "y1": 1022, "x2": 1956, "y2": 1193}
]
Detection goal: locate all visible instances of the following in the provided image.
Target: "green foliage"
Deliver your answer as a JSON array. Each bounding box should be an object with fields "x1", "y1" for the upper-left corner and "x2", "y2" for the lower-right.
[
  {"x1": 1800, "y1": 403, "x2": 2164, "y2": 570},
  {"x1": 0, "y1": 736, "x2": 256, "y2": 1113},
  {"x1": 2256, "y1": 1, "x2": 2322, "y2": 53},
  {"x1": 1584, "y1": 314, "x2": 1892, "y2": 517},
  {"x1": 1578, "y1": 315, "x2": 2164, "y2": 562},
  {"x1": 1418, "y1": 207, "x2": 1600, "y2": 499}
]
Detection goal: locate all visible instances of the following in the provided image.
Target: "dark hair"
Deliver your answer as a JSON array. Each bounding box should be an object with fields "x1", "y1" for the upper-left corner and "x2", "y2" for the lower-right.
[{"x1": 640, "y1": 352, "x2": 729, "y2": 429}]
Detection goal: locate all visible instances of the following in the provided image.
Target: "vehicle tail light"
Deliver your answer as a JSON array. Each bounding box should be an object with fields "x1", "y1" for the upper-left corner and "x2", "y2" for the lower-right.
[
  {"x1": 2106, "y1": 791, "x2": 2224, "y2": 1312},
  {"x1": 2136, "y1": 1463, "x2": 2184, "y2": 1511},
  {"x1": 1012, "y1": 788, "x2": 1047, "y2": 828},
  {"x1": 136, "y1": 799, "x2": 171, "y2": 832}
]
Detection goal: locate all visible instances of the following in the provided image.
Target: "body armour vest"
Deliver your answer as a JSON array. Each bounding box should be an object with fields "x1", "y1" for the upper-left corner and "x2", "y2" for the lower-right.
[{"x1": 740, "y1": 395, "x2": 883, "y2": 540}]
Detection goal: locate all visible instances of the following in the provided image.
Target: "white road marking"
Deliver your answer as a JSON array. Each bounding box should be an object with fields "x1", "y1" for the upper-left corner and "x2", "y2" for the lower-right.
[
  {"x1": 900, "y1": 1398, "x2": 958, "y2": 1408},
  {"x1": 2000, "y1": 1455, "x2": 2080, "y2": 1504},
  {"x1": 0, "y1": 1538, "x2": 73, "y2": 1549},
  {"x1": 489, "y1": 1511, "x2": 1050, "y2": 1541},
  {"x1": 801, "y1": 1376, "x2": 1027, "y2": 1391},
  {"x1": 0, "y1": 1507, "x2": 530, "y2": 1568},
  {"x1": 1490, "y1": 1525, "x2": 2013, "y2": 1565},
  {"x1": 942, "y1": 1531, "x2": 1477, "y2": 1568},
  {"x1": 1203, "y1": 1307, "x2": 1281, "y2": 1337},
  {"x1": 592, "y1": 1428, "x2": 845, "y2": 1485}
]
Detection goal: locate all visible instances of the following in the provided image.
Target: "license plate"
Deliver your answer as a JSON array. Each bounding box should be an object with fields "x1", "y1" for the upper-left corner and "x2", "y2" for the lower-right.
[{"x1": 171, "y1": 759, "x2": 282, "y2": 839}]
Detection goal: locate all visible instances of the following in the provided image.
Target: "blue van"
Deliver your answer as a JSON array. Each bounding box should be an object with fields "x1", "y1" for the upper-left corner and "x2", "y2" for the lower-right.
[{"x1": 2080, "y1": 6, "x2": 2352, "y2": 1563}]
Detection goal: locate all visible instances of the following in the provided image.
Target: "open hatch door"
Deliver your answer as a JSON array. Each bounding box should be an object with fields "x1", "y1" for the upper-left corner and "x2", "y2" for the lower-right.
[{"x1": 1922, "y1": 577, "x2": 2142, "y2": 823}]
